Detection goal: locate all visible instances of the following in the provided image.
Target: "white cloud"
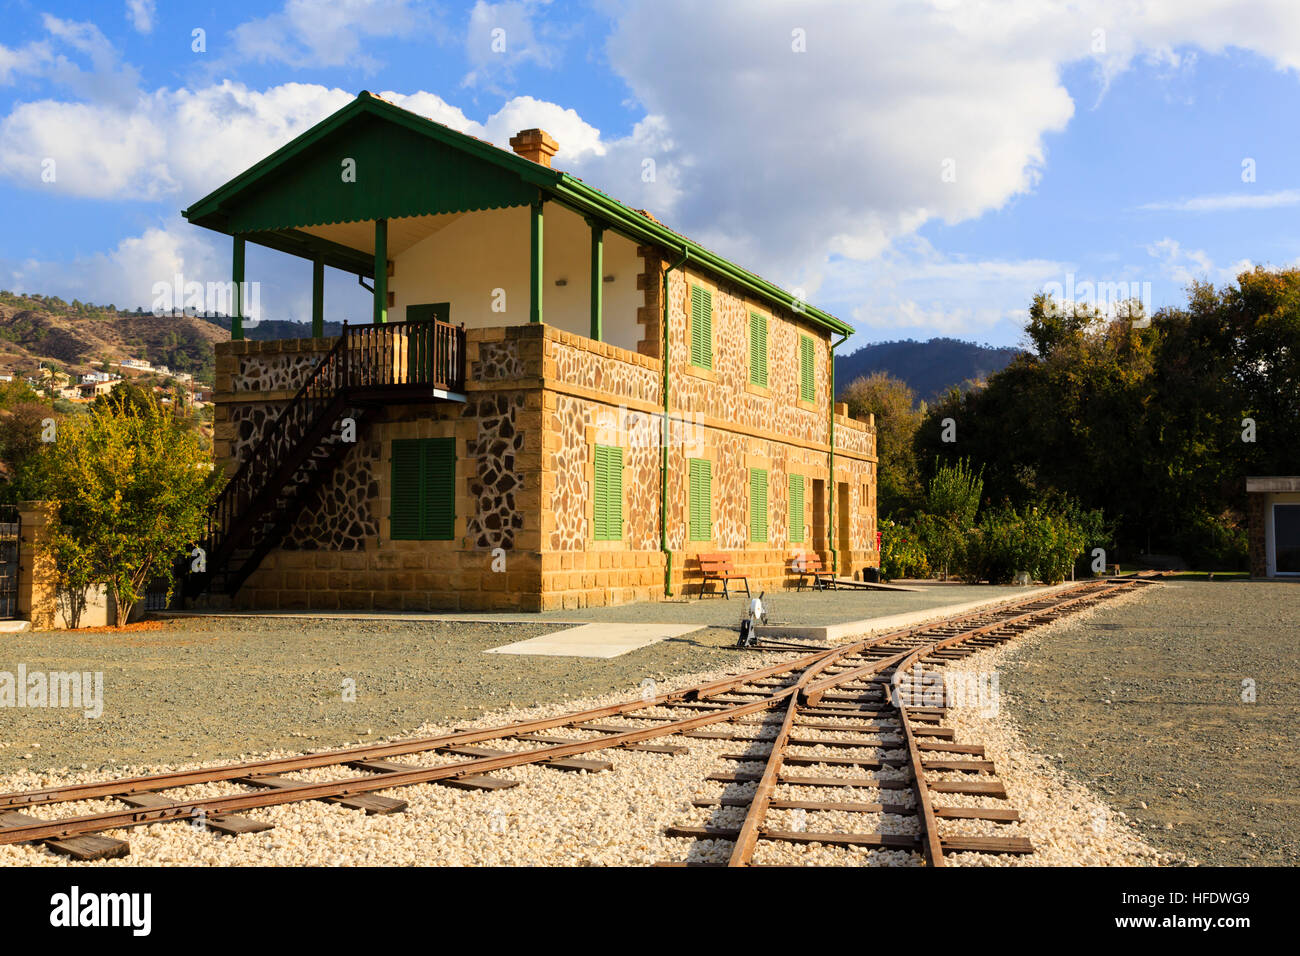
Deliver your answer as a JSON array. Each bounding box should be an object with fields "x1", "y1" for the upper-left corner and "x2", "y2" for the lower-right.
[
  {"x1": 126, "y1": 0, "x2": 156, "y2": 35},
  {"x1": 3, "y1": 221, "x2": 221, "y2": 310},
  {"x1": 820, "y1": 236, "x2": 1069, "y2": 343},
  {"x1": 2, "y1": 219, "x2": 374, "y2": 323},
  {"x1": 601, "y1": 0, "x2": 1300, "y2": 301},
  {"x1": 12, "y1": 15, "x2": 143, "y2": 105},
  {"x1": 462, "y1": 1, "x2": 560, "y2": 89},
  {"x1": 0, "y1": 37, "x2": 52, "y2": 84},
  {"x1": 229, "y1": 0, "x2": 435, "y2": 70},
  {"x1": 1146, "y1": 237, "x2": 1219, "y2": 284},
  {"x1": 0, "y1": 82, "x2": 354, "y2": 200},
  {"x1": 1140, "y1": 189, "x2": 1300, "y2": 212},
  {"x1": 0, "y1": 79, "x2": 656, "y2": 208}
]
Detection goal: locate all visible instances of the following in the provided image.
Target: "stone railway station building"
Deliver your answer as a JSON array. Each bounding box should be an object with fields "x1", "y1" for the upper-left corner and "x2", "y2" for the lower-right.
[{"x1": 184, "y1": 92, "x2": 878, "y2": 612}]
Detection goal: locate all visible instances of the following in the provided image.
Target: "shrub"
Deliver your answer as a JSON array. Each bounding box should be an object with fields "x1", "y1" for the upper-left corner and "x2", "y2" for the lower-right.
[
  {"x1": 879, "y1": 518, "x2": 930, "y2": 581},
  {"x1": 23, "y1": 392, "x2": 223, "y2": 624},
  {"x1": 963, "y1": 499, "x2": 1099, "y2": 584}
]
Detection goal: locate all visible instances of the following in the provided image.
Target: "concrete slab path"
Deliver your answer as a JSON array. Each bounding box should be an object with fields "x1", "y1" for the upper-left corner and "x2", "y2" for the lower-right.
[{"x1": 484, "y1": 622, "x2": 704, "y2": 658}]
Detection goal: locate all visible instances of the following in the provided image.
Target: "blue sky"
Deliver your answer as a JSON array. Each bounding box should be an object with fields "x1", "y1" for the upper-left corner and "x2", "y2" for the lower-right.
[{"x1": 4, "y1": 0, "x2": 1300, "y2": 352}]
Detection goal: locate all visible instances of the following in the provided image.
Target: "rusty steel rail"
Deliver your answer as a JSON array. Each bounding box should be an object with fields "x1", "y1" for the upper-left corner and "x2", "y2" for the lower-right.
[{"x1": 0, "y1": 575, "x2": 1166, "y2": 857}]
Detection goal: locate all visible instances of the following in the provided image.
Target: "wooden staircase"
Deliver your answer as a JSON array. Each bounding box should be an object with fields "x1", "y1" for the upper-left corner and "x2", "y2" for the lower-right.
[{"x1": 185, "y1": 319, "x2": 465, "y2": 600}]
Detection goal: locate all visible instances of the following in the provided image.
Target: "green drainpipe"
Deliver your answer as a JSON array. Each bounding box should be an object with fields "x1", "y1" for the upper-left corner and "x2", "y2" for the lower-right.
[
  {"x1": 829, "y1": 331, "x2": 848, "y2": 576},
  {"x1": 661, "y1": 248, "x2": 690, "y2": 596}
]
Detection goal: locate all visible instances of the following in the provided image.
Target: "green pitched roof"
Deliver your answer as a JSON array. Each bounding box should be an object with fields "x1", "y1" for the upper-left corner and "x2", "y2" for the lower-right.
[{"x1": 183, "y1": 91, "x2": 852, "y2": 337}]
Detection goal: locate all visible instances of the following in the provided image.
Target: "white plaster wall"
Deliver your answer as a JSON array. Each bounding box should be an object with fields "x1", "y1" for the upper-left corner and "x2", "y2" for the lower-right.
[
  {"x1": 390, "y1": 203, "x2": 644, "y2": 352},
  {"x1": 391, "y1": 206, "x2": 529, "y2": 328}
]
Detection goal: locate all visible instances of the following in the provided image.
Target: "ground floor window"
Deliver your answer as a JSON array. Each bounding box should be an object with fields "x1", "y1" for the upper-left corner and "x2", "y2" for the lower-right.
[
  {"x1": 689, "y1": 458, "x2": 712, "y2": 541},
  {"x1": 390, "y1": 437, "x2": 456, "y2": 540},
  {"x1": 593, "y1": 445, "x2": 624, "y2": 540},
  {"x1": 750, "y1": 468, "x2": 768, "y2": 542},
  {"x1": 789, "y1": 474, "x2": 805, "y2": 543}
]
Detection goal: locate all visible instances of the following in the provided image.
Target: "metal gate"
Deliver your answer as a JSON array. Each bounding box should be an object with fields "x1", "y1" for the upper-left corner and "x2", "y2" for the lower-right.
[{"x1": 0, "y1": 506, "x2": 20, "y2": 619}]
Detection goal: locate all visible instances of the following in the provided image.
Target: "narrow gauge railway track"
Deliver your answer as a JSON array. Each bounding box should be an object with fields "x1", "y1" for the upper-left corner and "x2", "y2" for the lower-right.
[
  {"x1": 0, "y1": 575, "x2": 1163, "y2": 863},
  {"x1": 664, "y1": 573, "x2": 1167, "y2": 866}
]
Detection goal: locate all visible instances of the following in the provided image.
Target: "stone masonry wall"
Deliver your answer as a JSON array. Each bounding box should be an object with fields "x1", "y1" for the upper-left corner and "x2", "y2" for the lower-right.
[
  {"x1": 214, "y1": 328, "x2": 544, "y2": 611},
  {"x1": 537, "y1": 305, "x2": 876, "y2": 610}
]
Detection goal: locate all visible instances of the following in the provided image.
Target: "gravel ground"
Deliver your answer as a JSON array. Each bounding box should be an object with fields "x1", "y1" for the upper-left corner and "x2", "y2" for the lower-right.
[
  {"x1": 170, "y1": 583, "x2": 1039, "y2": 629},
  {"x1": 0, "y1": 585, "x2": 1037, "y2": 774},
  {"x1": 993, "y1": 579, "x2": 1300, "y2": 867},
  {"x1": 0, "y1": 585, "x2": 1180, "y2": 867},
  {"x1": 0, "y1": 617, "x2": 753, "y2": 773}
]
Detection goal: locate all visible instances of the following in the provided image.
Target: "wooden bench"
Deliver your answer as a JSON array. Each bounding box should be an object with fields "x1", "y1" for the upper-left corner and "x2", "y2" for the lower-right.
[
  {"x1": 793, "y1": 552, "x2": 837, "y2": 591},
  {"x1": 698, "y1": 553, "x2": 751, "y2": 599}
]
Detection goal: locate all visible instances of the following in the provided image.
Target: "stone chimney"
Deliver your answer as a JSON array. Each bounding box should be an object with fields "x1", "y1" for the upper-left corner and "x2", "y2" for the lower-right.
[{"x1": 509, "y1": 128, "x2": 559, "y2": 167}]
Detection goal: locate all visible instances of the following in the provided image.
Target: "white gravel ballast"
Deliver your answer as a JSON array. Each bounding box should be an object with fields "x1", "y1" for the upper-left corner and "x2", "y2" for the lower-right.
[{"x1": 0, "y1": 621, "x2": 1183, "y2": 867}]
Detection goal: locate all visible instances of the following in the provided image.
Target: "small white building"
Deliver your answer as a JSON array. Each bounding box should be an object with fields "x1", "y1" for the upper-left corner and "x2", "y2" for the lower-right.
[{"x1": 1248, "y1": 476, "x2": 1300, "y2": 578}]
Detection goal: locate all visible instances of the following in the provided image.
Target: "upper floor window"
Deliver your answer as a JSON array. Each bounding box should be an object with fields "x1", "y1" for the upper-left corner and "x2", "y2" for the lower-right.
[
  {"x1": 799, "y1": 334, "x2": 815, "y2": 403},
  {"x1": 690, "y1": 285, "x2": 713, "y2": 369},
  {"x1": 749, "y1": 312, "x2": 768, "y2": 387}
]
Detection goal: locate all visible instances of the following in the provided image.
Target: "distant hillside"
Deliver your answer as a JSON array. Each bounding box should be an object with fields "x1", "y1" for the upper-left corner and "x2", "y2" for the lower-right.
[
  {"x1": 0, "y1": 292, "x2": 345, "y2": 383},
  {"x1": 835, "y1": 337, "x2": 1023, "y2": 403},
  {"x1": 206, "y1": 316, "x2": 345, "y2": 340},
  {"x1": 0, "y1": 291, "x2": 229, "y2": 382}
]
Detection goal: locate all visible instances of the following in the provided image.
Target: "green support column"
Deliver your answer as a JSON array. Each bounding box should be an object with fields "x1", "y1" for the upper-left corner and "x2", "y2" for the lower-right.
[
  {"x1": 530, "y1": 200, "x2": 544, "y2": 324},
  {"x1": 373, "y1": 218, "x2": 388, "y2": 324},
  {"x1": 231, "y1": 235, "x2": 245, "y2": 341},
  {"x1": 311, "y1": 257, "x2": 324, "y2": 338},
  {"x1": 588, "y1": 220, "x2": 604, "y2": 341}
]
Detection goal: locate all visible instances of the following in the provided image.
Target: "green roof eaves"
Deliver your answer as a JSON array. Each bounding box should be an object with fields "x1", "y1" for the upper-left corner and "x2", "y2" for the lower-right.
[
  {"x1": 549, "y1": 174, "x2": 853, "y2": 338},
  {"x1": 183, "y1": 91, "x2": 560, "y2": 229}
]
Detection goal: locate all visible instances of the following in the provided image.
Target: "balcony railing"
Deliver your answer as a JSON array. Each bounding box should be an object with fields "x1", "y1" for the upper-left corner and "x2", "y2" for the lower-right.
[{"x1": 343, "y1": 318, "x2": 466, "y2": 393}]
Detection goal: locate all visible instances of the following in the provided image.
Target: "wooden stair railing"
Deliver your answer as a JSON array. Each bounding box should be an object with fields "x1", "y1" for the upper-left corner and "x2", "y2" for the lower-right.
[{"x1": 186, "y1": 319, "x2": 465, "y2": 599}]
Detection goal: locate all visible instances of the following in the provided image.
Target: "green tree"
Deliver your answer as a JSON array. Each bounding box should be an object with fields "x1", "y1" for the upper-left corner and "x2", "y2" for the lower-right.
[
  {"x1": 915, "y1": 458, "x2": 984, "y2": 579},
  {"x1": 90, "y1": 380, "x2": 153, "y2": 417},
  {"x1": 839, "y1": 372, "x2": 924, "y2": 517},
  {"x1": 0, "y1": 401, "x2": 57, "y2": 475},
  {"x1": 24, "y1": 392, "x2": 222, "y2": 625}
]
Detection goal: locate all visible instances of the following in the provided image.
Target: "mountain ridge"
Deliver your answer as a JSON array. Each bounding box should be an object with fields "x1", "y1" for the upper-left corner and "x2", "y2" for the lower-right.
[{"x1": 835, "y1": 336, "x2": 1023, "y2": 402}]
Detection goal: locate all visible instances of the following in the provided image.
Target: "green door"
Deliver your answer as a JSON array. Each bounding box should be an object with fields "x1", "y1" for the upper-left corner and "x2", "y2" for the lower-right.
[{"x1": 406, "y1": 303, "x2": 449, "y2": 384}]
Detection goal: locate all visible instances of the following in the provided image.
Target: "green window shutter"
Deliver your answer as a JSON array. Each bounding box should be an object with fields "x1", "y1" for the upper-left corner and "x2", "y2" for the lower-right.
[
  {"x1": 689, "y1": 458, "x2": 712, "y2": 541},
  {"x1": 423, "y1": 437, "x2": 456, "y2": 540},
  {"x1": 690, "y1": 285, "x2": 713, "y2": 369},
  {"x1": 799, "y1": 335, "x2": 815, "y2": 402},
  {"x1": 749, "y1": 468, "x2": 768, "y2": 543},
  {"x1": 391, "y1": 438, "x2": 455, "y2": 541},
  {"x1": 609, "y1": 447, "x2": 623, "y2": 539},
  {"x1": 593, "y1": 446, "x2": 606, "y2": 540},
  {"x1": 390, "y1": 440, "x2": 423, "y2": 540},
  {"x1": 750, "y1": 312, "x2": 768, "y2": 387},
  {"x1": 593, "y1": 445, "x2": 623, "y2": 541},
  {"x1": 789, "y1": 474, "x2": 805, "y2": 543}
]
